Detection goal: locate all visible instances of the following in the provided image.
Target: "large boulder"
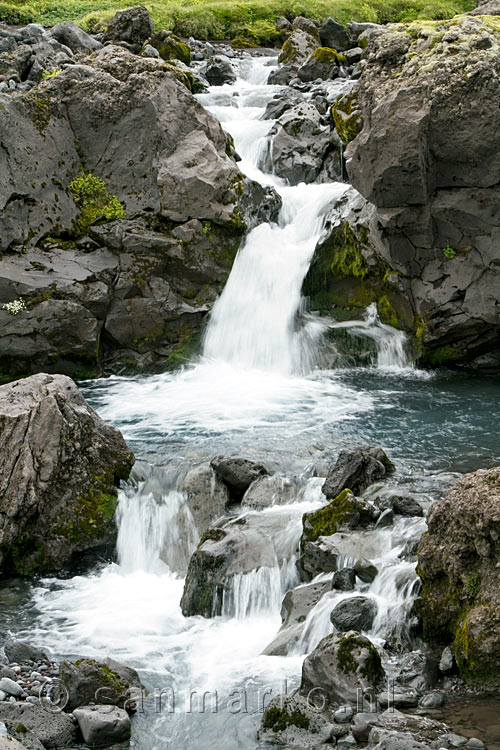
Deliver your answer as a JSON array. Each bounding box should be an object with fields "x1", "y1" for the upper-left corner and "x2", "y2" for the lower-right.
[
  {"x1": 322, "y1": 447, "x2": 395, "y2": 499},
  {"x1": 260, "y1": 102, "x2": 341, "y2": 186},
  {"x1": 278, "y1": 26, "x2": 320, "y2": 66},
  {"x1": 179, "y1": 464, "x2": 230, "y2": 534},
  {"x1": 0, "y1": 704, "x2": 76, "y2": 748},
  {"x1": 297, "y1": 47, "x2": 344, "y2": 82},
  {"x1": 102, "y1": 6, "x2": 154, "y2": 46},
  {"x1": 59, "y1": 657, "x2": 143, "y2": 712},
  {"x1": 259, "y1": 693, "x2": 335, "y2": 747},
  {"x1": 0, "y1": 374, "x2": 134, "y2": 575},
  {"x1": 319, "y1": 18, "x2": 352, "y2": 51},
  {"x1": 343, "y1": 16, "x2": 500, "y2": 368},
  {"x1": 204, "y1": 55, "x2": 236, "y2": 86},
  {"x1": 416, "y1": 466, "x2": 500, "y2": 689},
  {"x1": 300, "y1": 631, "x2": 385, "y2": 705},
  {"x1": 48, "y1": 22, "x2": 102, "y2": 54}
]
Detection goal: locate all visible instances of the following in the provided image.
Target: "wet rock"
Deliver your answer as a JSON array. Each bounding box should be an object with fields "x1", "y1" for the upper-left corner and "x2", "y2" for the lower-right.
[
  {"x1": 260, "y1": 101, "x2": 341, "y2": 185},
  {"x1": 438, "y1": 646, "x2": 454, "y2": 674},
  {"x1": 181, "y1": 521, "x2": 275, "y2": 617},
  {"x1": 376, "y1": 508, "x2": 394, "y2": 527},
  {"x1": 418, "y1": 691, "x2": 445, "y2": 708},
  {"x1": 3, "y1": 644, "x2": 47, "y2": 665},
  {"x1": 73, "y1": 705, "x2": 131, "y2": 746},
  {"x1": 353, "y1": 559, "x2": 378, "y2": 583},
  {"x1": 0, "y1": 680, "x2": 23, "y2": 699},
  {"x1": 242, "y1": 474, "x2": 296, "y2": 510},
  {"x1": 297, "y1": 535, "x2": 340, "y2": 581},
  {"x1": 319, "y1": 18, "x2": 352, "y2": 51},
  {"x1": 261, "y1": 92, "x2": 305, "y2": 121},
  {"x1": 102, "y1": 6, "x2": 154, "y2": 46},
  {"x1": 179, "y1": 464, "x2": 230, "y2": 535},
  {"x1": 238, "y1": 180, "x2": 282, "y2": 230},
  {"x1": 262, "y1": 580, "x2": 330, "y2": 655},
  {"x1": 300, "y1": 631, "x2": 385, "y2": 706},
  {"x1": 389, "y1": 495, "x2": 424, "y2": 518},
  {"x1": 210, "y1": 456, "x2": 268, "y2": 501},
  {"x1": 150, "y1": 30, "x2": 191, "y2": 65},
  {"x1": 331, "y1": 568, "x2": 356, "y2": 591},
  {"x1": 267, "y1": 65, "x2": 298, "y2": 85},
  {"x1": 330, "y1": 596, "x2": 377, "y2": 632},
  {"x1": 301, "y1": 489, "x2": 378, "y2": 554},
  {"x1": 204, "y1": 55, "x2": 236, "y2": 85},
  {"x1": 334, "y1": 705, "x2": 354, "y2": 723},
  {"x1": 0, "y1": 704, "x2": 76, "y2": 748},
  {"x1": 259, "y1": 693, "x2": 334, "y2": 746},
  {"x1": 417, "y1": 466, "x2": 500, "y2": 688},
  {"x1": 377, "y1": 690, "x2": 419, "y2": 708},
  {"x1": 467, "y1": 740, "x2": 485, "y2": 750},
  {"x1": 0, "y1": 374, "x2": 134, "y2": 576},
  {"x1": 59, "y1": 657, "x2": 143, "y2": 712},
  {"x1": 323, "y1": 446, "x2": 395, "y2": 499},
  {"x1": 48, "y1": 22, "x2": 102, "y2": 53},
  {"x1": 368, "y1": 728, "x2": 433, "y2": 749},
  {"x1": 352, "y1": 721, "x2": 372, "y2": 743}
]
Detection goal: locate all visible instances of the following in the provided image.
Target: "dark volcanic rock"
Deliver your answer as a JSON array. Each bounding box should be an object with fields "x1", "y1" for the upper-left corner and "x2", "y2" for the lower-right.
[
  {"x1": 204, "y1": 55, "x2": 236, "y2": 85},
  {"x1": 102, "y1": 6, "x2": 154, "y2": 46},
  {"x1": 319, "y1": 18, "x2": 352, "y2": 51},
  {"x1": 0, "y1": 703, "x2": 76, "y2": 748},
  {"x1": 59, "y1": 657, "x2": 143, "y2": 711},
  {"x1": 330, "y1": 596, "x2": 377, "y2": 631},
  {"x1": 322, "y1": 446, "x2": 395, "y2": 499},
  {"x1": 417, "y1": 466, "x2": 500, "y2": 689},
  {"x1": 48, "y1": 22, "x2": 102, "y2": 53},
  {"x1": 0, "y1": 373, "x2": 134, "y2": 575},
  {"x1": 210, "y1": 456, "x2": 269, "y2": 500}
]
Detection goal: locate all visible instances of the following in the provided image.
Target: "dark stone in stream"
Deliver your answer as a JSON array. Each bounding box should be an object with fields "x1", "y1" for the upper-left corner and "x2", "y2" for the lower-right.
[
  {"x1": 330, "y1": 596, "x2": 377, "y2": 632},
  {"x1": 204, "y1": 55, "x2": 236, "y2": 85},
  {"x1": 210, "y1": 456, "x2": 269, "y2": 501},
  {"x1": 390, "y1": 495, "x2": 424, "y2": 518},
  {"x1": 323, "y1": 446, "x2": 395, "y2": 499},
  {"x1": 0, "y1": 704, "x2": 76, "y2": 748},
  {"x1": 331, "y1": 568, "x2": 356, "y2": 591}
]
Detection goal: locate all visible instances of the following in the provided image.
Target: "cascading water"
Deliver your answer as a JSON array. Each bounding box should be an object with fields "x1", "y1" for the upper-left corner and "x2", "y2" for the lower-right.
[{"x1": 3, "y1": 52, "x2": 500, "y2": 750}]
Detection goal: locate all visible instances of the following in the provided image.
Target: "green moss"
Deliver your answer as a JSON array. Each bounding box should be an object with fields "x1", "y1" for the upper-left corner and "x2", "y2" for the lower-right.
[
  {"x1": 56, "y1": 473, "x2": 118, "y2": 544},
  {"x1": 72, "y1": 659, "x2": 128, "y2": 690},
  {"x1": 332, "y1": 90, "x2": 362, "y2": 145},
  {"x1": 262, "y1": 706, "x2": 310, "y2": 732},
  {"x1": 377, "y1": 294, "x2": 399, "y2": 328},
  {"x1": 337, "y1": 634, "x2": 359, "y2": 675},
  {"x1": 302, "y1": 489, "x2": 356, "y2": 547},
  {"x1": 151, "y1": 33, "x2": 191, "y2": 65},
  {"x1": 311, "y1": 46, "x2": 346, "y2": 64},
  {"x1": 199, "y1": 527, "x2": 226, "y2": 546},
  {"x1": 164, "y1": 328, "x2": 202, "y2": 371},
  {"x1": 330, "y1": 225, "x2": 369, "y2": 279},
  {"x1": 422, "y1": 344, "x2": 465, "y2": 366},
  {"x1": 68, "y1": 171, "x2": 125, "y2": 236},
  {"x1": 336, "y1": 633, "x2": 383, "y2": 683},
  {"x1": 24, "y1": 93, "x2": 52, "y2": 135},
  {"x1": 442, "y1": 245, "x2": 457, "y2": 259},
  {"x1": 15, "y1": 725, "x2": 30, "y2": 735}
]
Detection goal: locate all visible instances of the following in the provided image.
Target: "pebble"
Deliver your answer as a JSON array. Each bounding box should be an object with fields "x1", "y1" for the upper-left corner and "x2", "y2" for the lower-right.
[
  {"x1": 0, "y1": 677, "x2": 23, "y2": 698},
  {"x1": 334, "y1": 705, "x2": 354, "y2": 723},
  {"x1": 0, "y1": 723, "x2": 6, "y2": 735},
  {"x1": 467, "y1": 740, "x2": 485, "y2": 750},
  {"x1": 446, "y1": 734, "x2": 468, "y2": 747},
  {"x1": 419, "y1": 691, "x2": 445, "y2": 708},
  {"x1": 0, "y1": 691, "x2": 6, "y2": 702}
]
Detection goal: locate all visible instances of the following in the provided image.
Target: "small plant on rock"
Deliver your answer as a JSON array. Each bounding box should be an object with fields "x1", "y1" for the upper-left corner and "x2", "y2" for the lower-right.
[
  {"x1": 68, "y1": 172, "x2": 125, "y2": 234},
  {"x1": 442, "y1": 245, "x2": 456, "y2": 259},
  {"x1": 2, "y1": 299, "x2": 26, "y2": 315}
]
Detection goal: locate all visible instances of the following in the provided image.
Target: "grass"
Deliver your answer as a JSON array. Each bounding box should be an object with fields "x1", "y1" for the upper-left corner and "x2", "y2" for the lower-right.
[{"x1": 0, "y1": 0, "x2": 476, "y2": 44}]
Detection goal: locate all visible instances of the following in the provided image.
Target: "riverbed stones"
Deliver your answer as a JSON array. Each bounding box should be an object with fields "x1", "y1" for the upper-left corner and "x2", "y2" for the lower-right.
[
  {"x1": 73, "y1": 705, "x2": 131, "y2": 746},
  {"x1": 59, "y1": 657, "x2": 142, "y2": 712},
  {"x1": 330, "y1": 596, "x2": 378, "y2": 632},
  {"x1": 416, "y1": 466, "x2": 500, "y2": 688},
  {"x1": 0, "y1": 680, "x2": 23, "y2": 699},
  {"x1": 242, "y1": 474, "x2": 297, "y2": 510},
  {"x1": 300, "y1": 631, "x2": 385, "y2": 705},
  {"x1": 323, "y1": 447, "x2": 395, "y2": 499},
  {"x1": 259, "y1": 693, "x2": 335, "y2": 747},
  {"x1": 204, "y1": 55, "x2": 236, "y2": 85},
  {"x1": 0, "y1": 374, "x2": 134, "y2": 576},
  {"x1": 0, "y1": 704, "x2": 76, "y2": 748},
  {"x1": 210, "y1": 456, "x2": 268, "y2": 501}
]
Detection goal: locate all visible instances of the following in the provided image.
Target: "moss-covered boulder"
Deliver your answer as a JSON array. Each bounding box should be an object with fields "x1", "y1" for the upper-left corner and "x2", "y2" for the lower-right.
[
  {"x1": 150, "y1": 30, "x2": 191, "y2": 65},
  {"x1": 300, "y1": 631, "x2": 385, "y2": 705},
  {"x1": 416, "y1": 466, "x2": 500, "y2": 690},
  {"x1": 0, "y1": 374, "x2": 134, "y2": 576},
  {"x1": 59, "y1": 657, "x2": 144, "y2": 711},
  {"x1": 297, "y1": 46, "x2": 346, "y2": 82},
  {"x1": 259, "y1": 693, "x2": 334, "y2": 746},
  {"x1": 278, "y1": 26, "x2": 320, "y2": 66}
]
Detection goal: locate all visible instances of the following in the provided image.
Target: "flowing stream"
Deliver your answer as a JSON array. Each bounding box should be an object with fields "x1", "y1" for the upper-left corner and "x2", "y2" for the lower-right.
[{"x1": 1, "y1": 54, "x2": 500, "y2": 750}]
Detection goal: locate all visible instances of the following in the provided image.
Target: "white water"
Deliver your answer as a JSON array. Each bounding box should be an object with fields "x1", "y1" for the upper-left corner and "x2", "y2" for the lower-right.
[{"x1": 12, "y1": 55, "x2": 439, "y2": 750}]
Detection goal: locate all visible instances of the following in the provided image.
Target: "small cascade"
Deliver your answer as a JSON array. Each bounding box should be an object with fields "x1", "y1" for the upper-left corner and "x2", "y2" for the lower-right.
[
  {"x1": 117, "y1": 466, "x2": 198, "y2": 575},
  {"x1": 222, "y1": 566, "x2": 283, "y2": 619},
  {"x1": 328, "y1": 302, "x2": 414, "y2": 370}
]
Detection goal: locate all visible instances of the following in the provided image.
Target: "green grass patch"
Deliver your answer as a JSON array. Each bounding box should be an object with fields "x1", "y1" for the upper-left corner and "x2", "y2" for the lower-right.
[{"x1": 0, "y1": 0, "x2": 475, "y2": 43}]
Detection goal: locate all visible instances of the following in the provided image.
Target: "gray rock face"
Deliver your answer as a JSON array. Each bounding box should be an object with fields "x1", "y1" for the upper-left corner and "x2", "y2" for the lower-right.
[
  {"x1": 262, "y1": 580, "x2": 330, "y2": 655},
  {"x1": 73, "y1": 705, "x2": 131, "y2": 746},
  {"x1": 242, "y1": 473, "x2": 297, "y2": 509},
  {"x1": 204, "y1": 55, "x2": 236, "y2": 85},
  {"x1": 48, "y1": 23, "x2": 102, "y2": 53},
  {"x1": 300, "y1": 631, "x2": 385, "y2": 706},
  {"x1": 210, "y1": 456, "x2": 268, "y2": 500},
  {"x1": 331, "y1": 596, "x2": 377, "y2": 631},
  {"x1": 278, "y1": 28, "x2": 320, "y2": 66},
  {"x1": 59, "y1": 657, "x2": 143, "y2": 712},
  {"x1": 319, "y1": 18, "x2": 352, "y2": 51},
  {"x1": 180, "y1": 521, "x2": 275, "y2": 617},
  {"x1": 0, "y1": 704, "x2": 76, "y2": 748},
  {"x1": 102, "y1": 6, "x2": 154, "y2": 46},
  {"x1": 179, "y1": 464, "x2": 230, "y2": 535},
  {"x1": 332, "y1": 568, "x2": 357, "y2": 591},
  {"x1": 260, "y1": 102, "x2": 341, "y2": 185},
  {"x1": 0, "y1": 374, "x2": 134, "y2": 575},
  {"x1": 323, "y1": 447, "x2": 395, "y2": 499},
  {"x1": 261, "y1": 91, "x2": 304, "y2": 121},
  {"x1": 298, "y1": 535, "x2": 340, "y2": 581},
  {"x1": 344, "y1": 17, "x2": 500, "y2": 367}
]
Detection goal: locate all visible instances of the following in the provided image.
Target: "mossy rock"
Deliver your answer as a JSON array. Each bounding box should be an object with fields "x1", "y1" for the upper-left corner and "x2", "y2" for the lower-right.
[
  {"x1": 151, "y1": 31, "x2": 191, "y2": 65},
  {"x1": 332, "y1": 89, "x2": 362, "y2": 145},
  {"x1": 310, "y1": 46, "x2": 346, "y2": 64},
  {"x1": 301, "y1": 489, "x2": 359, "y2": 548}
]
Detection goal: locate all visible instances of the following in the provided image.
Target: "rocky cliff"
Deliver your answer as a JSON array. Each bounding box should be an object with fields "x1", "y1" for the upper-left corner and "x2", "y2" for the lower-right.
[
  {"x1": 304, "y1": 15, "x2": 500, "y2": 371},
  {"x1": 0, "y1": 21, "x2": 278, "y2": 379}
]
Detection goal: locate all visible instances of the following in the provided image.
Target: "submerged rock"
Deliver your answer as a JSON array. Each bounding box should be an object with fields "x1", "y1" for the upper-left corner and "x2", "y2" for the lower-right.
[
  {"x1": 300, "y1": 631, "x2": 385, "y2": 705},
  {"x1": 0, "y1": 374, "x2": 134, "y2": 575},
  {"x1": 416, "y1": 466, "x2": 500, "y2": 688},
  {"x1": 179, "y1": 464, "x2": 230, "y2": 535}
]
